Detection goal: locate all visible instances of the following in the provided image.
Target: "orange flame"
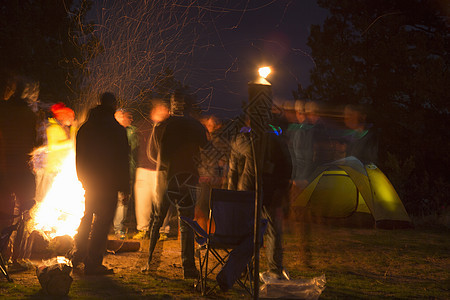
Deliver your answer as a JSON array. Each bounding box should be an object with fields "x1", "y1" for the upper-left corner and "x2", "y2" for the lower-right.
[{"x1": 32, "y1": 150, "x2": 85, "y2": 239}]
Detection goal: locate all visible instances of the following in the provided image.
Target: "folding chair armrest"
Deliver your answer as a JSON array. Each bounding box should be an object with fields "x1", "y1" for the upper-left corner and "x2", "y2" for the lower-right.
[{"x1": 179, "y1": 216, "x2": 208, "y2": 245}]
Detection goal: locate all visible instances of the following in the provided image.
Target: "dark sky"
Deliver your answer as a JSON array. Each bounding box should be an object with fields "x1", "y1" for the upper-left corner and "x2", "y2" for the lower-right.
[
  {"x1": 87, "y1": 1, "x2": 328, "y2": 118},
  {"x1": 185, "y1": 1, "x2": 328, "y2": 118}
]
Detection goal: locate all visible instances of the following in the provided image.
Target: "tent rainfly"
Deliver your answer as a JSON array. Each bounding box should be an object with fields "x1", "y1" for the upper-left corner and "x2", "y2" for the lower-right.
[{"x1": 293, "y1": 157, "x2": 412, "y2": 229}]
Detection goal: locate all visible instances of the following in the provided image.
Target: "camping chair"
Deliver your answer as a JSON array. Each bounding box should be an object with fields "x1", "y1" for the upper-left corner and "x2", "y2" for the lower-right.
[
  {"x1": 0, "y1": 212, "x2": 25, "y2": 282},
  {"x1": 180, "y1": 188, "x2": 267, "y2": 296}
]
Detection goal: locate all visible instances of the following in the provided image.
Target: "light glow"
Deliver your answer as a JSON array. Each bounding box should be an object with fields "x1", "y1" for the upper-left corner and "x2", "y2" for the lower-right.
[
  {"x1": 258, "y1": 66, "x2": 271, "y2": 79},
  {"x1": 32, "y1": 150, "x2": 85, "y2": 239}
]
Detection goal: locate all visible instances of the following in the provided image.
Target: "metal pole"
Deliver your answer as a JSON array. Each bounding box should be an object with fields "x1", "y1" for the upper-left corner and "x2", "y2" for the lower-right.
[{"x1": 247, "y1": 80, "x2": 272, "y2": 299}]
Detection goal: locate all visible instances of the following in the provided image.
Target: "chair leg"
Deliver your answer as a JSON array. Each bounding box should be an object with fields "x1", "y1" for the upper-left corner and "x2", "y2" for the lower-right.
[{"x1": 0, "y1": 254, "x2": 12, "y2": 282}]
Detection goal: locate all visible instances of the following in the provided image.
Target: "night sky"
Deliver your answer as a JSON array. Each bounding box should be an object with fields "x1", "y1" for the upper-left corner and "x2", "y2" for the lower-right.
[{"x1": 185, "y1": 1, "x2": 328, "y2": 118}]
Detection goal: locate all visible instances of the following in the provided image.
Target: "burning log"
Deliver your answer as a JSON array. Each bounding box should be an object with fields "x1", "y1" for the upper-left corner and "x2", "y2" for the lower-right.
[
  {"x1": 48, "y1": 235, "x2": 74, "y2": 256},
  {"x1": 36, "y1": 257, "x2": 73, "y2": 296},
  {"x1": 28, "y1": 230, "x2": 74, "y2": 259},
  {"x1": 28, "y1": 230, "x2": 51, "y2": 259}
]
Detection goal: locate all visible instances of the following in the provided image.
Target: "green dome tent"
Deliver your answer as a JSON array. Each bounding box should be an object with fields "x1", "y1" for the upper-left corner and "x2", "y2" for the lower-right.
[{"x1": 292, "y1": 157, "x2": 412, "y2": 229}]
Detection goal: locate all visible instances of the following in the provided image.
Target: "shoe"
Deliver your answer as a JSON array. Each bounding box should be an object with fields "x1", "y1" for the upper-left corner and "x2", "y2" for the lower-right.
[
  {"x1": 84, "y1": 264, "x2": 114, "y2": 275},
  {"x1": 183, "y1": 267, "x2": 199, "y2": 279},
  {"x1": 141, "y1": 262, "x2": 151, "y2": 273},
  {"x1": 132, "y1": 230, "x2": 148, "y2": 240},
  {"x1": 264, "y1": 267, "x2": 290, "y2": 280},
  {"x1": 158, "y1": 232, "x2": 168, "y2": 241},
  {"x1": 115, "y1": 230, "x2": 126, "y2": 240}
]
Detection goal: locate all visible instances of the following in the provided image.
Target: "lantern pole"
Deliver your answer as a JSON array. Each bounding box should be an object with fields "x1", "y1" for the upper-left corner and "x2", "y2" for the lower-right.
[{"x1": 247, "y1": 67, "x2": 272, "y2": 299}]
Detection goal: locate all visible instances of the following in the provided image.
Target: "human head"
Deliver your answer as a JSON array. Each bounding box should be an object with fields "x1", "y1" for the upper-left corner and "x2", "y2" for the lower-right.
[
  {"x1": 282, "y1": 101, "x2": 297, "y2": 123},
  {"x1": 201, "y1": 115, "x2": 221, "y2": 134},
  {"x1": 51, "y1": 102, "x2": 75, "y2": 126},
  {"x1": 294, "y1": 100, "x2": 306, "y2": 123},
  {"x1": 344, "y1": 104, "x2": 367, "y2": 131},
  {"x1": 115, "y1": 109, "x2": 133, "y2": 128},
  {"x1": 150, "y1": 99, "x2": 170, "y2": 123},
  {"x1": 100, "y1": 92, "x2": 117, "y2": 110},
  {"x1": 305, "y1": 101, "x2": 321, "y2": 125}
]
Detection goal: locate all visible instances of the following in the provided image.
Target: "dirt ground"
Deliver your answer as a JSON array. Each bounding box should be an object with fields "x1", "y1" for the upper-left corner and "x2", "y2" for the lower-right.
[
  {"x1": 2, "y1": 234, "x2": 250, "y2": 299},
  {"x1": 1, "y1": 222, "x2": 449, "y2": 299}
]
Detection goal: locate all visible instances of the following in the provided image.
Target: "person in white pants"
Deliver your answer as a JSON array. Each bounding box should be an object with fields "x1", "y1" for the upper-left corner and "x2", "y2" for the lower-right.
[{"x1": 133, "y1": 100, "x2": 170, "y2": 239}]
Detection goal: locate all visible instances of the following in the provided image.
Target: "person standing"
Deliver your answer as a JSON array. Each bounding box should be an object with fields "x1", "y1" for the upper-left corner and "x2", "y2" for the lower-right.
[
  {"x1": 0, "y1": 77, "x2": 38, "y2": 270},
  {"x1": 143, "y1": 94, "x2": 208, "y2": 279},
  {"x1": 344, "y1": 104, "x2": 378, "y2": 164},
  {"x1": 132, "y1": 100, "x2": 171, "y2": 240},
  {"x1": 72, "y1": 92, "x2": 130, "y2": 275},
  {"x1": 219, "y1": 115, "x2": 292, "y2": 291},
  {"x1": 113, "y1": 108, "x2": 138, "y2": 239},
  {"x1": 35, "y1": 103, "x2": 76, "y2": 203}
]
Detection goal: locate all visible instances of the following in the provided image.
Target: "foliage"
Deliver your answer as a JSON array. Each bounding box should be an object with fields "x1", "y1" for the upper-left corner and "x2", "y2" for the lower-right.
[
  {"x1": 0, "y1": 0, "x2": 93, "y2": 103},
  {"x1": 305, "y1": 0, "x2": 450, "y2": 215}
]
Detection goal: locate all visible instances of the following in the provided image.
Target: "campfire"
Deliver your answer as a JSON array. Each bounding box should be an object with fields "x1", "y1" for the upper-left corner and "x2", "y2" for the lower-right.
[{"x1": 31, "y1": 150, "x2": 85, "y2": 240}]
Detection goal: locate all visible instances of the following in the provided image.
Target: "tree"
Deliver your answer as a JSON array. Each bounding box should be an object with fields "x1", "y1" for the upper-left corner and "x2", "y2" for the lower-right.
[
  {"x1": 0, "y1": 0, "x2": 93, "y2": 103},
  {"x1": 305, "y1": 0, "x2": 450, "y2": 215}
]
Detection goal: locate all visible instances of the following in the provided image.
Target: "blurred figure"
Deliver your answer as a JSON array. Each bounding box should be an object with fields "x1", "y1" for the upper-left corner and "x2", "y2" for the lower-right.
[
  {"x1": 282, "y1": 101, "x2": 297, "y2": 124},
  {"x1": 288, "y1": 100, "x2": 314, "y2": 190},
  {"x1": 35, "y1": 103, "x2": 76, "y2": 203},
  {"x1": 344, "y1": 104, "x2": 378, "y2": 164},
  {"x1": 0, "y1": 76, "x2": 38, "y2": 271},
  {"x1": 72, "y1": 92, "x2": 130, "y2": 275},
  {"x1": 196, "y1": 115, "x2": 228, "y2": 232},
  {"x1": 143, "y1": 94, "x2": 207, "y2": 279},
  {"x1": 113, "y1": 109, "x2": 138, "y2": 239},
  {"x1": 306, "y1": 101, "x2": 343, "y2": 173},
  {"x1": 132, "y1": 100, "x2": 171, "y2": 240},
  {"x1": 220, "y1": 113, "x2": 292, "y2": 291}
]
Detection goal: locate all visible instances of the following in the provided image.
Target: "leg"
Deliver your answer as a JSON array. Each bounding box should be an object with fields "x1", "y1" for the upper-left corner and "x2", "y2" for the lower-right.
[
  {"x1": 262, "y1": 205, "x2": 284, "y2": 274},
  {"x1": 73, "y1": 197, "x2": 95, "y2": 265},
  {"x1": 85, "y1": 190, "x2": 118, "y2": 269},
  {"x1": 147, "y1": 170, "x2": 169, "y2": 264},
  {"x1": 113, "y1": 192, "x2": 127, "y2": 234},
  {"x1": 178, "y1": 205, "x2": 196, "y2": 272},
  {"x1": 134, "y1": 168, "x2": 152, "y2": 232},
  {"x1": 160, "y1": 204, "x2": 176, "y2": 236}
]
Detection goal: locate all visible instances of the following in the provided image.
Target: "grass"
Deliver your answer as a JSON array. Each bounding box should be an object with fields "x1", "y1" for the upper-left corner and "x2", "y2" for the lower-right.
[{"x1": 1, "y1": 222, "x2": 449, "y2": 299}]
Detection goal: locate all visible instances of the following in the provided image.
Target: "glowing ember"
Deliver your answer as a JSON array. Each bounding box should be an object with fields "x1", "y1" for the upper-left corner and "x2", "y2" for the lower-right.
[{"x1": 32, "y1": 151, "x2": 85, "y2": 239}]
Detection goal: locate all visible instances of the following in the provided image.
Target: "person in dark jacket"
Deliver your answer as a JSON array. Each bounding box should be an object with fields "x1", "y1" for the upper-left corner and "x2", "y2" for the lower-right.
[
  {"x1": 143, "y1": 96, "x2": 208, "y2": 279},
  {"x1": 72, "y1": 92, "x2": 130, "y2": 275},
  {"x1": 218, "y1": 119, "x2": 292, "y2": 291},
  {"x1": 0, "y1": 77, "x2": 38, "y2": 270}
]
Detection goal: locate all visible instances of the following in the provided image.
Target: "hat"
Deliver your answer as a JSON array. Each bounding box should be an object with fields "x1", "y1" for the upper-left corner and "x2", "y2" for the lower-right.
[{"x1": 50, "y1": 103, "x2": 74, "y2": 121}]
